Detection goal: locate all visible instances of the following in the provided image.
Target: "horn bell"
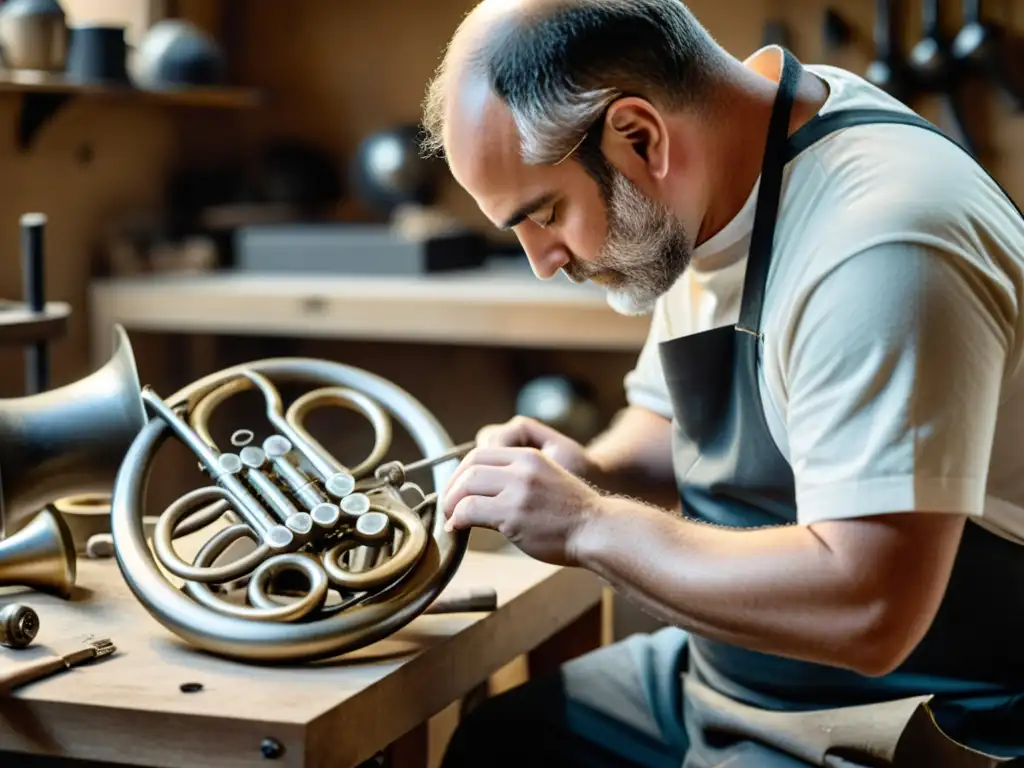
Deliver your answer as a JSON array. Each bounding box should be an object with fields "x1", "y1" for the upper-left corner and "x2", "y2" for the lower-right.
[
  {"x1": 0, "y1": 506, "x2": 77, "y2": 598},
  {"x1": 0, "y1": 323, "x2": 147, "y2": 539}
]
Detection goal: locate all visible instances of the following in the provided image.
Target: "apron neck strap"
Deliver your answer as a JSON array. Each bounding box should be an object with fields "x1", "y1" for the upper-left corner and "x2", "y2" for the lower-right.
[{"x1": 736, "y1": 47, "x2": 803, "y2": 334}]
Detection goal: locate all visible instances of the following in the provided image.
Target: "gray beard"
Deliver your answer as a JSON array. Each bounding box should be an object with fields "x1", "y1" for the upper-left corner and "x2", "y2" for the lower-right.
[{"x1": 563, "y1": 168, "x2": 691, "y2": 316}]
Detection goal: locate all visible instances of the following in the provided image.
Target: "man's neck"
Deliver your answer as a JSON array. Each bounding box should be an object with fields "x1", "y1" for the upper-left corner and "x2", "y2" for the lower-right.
[{"x1": 695, "y1": 48, "x2": 830, "y2": 248}]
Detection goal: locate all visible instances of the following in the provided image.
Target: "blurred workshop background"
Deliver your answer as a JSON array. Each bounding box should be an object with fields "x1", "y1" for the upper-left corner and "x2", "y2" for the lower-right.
[{"x1": 0, "y1": 0, "x2": 1021, "y2": 651}]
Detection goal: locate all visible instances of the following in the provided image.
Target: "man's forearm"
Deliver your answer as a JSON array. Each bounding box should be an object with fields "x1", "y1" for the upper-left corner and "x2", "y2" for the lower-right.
[
  {"x1": 583, "y1": 406, "x2": 680, "y2": 509},
  {"x1": 570, "y1": 496, "x2": 957, "y2": 677}
]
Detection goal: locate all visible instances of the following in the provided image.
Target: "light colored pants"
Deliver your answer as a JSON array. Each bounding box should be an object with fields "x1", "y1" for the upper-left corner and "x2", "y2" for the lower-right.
[
  {"x1": 441, "y1": 627, "x2": 818, "y2": 767},
  {"x1": 441, "y1": 627, "x2": 1018, "y2": 768}
]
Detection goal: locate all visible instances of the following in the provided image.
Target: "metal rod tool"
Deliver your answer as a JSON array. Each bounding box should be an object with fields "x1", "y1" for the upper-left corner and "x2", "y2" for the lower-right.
[
  {"x1": 369, "y1": 440, "x2": 476, "y2": 488},
  {"x1": 20, "y1": 212, "x2": 49, "y2": 394}
]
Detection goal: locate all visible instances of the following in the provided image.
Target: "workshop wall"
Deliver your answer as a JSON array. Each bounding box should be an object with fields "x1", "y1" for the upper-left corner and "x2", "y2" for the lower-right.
[
  {"x1": 189, "y1": 0, "x2": 1024, "y2": 224},
  {"x1": 0, "y1": 0, "x2": 1020, "y2": 398}
]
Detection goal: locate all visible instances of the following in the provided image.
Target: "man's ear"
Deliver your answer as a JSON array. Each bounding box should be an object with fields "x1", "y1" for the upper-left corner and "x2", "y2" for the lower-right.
[{"x1": 600, "y1": 97, "x2": 670, "y2": 181}]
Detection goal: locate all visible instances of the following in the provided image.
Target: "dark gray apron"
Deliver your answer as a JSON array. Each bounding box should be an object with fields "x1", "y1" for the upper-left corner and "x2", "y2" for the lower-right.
[{"x1": 660, "y1": 48, "x2": 1024, "y2": 766}]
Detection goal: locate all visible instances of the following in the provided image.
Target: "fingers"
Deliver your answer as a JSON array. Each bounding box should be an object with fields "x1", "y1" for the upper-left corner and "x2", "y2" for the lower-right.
[
  {"x1": 441, "y1": 464, "x2": 509, "y2": 521},
  {"x1": 445, "y1": 494, "x2": 500, "y2": 532},
  {"x1": 442, "y1": 417, "x2": 570, "y2": 535},
  {"x1": 443, "y1": 446, "x2": 521, "y2": 499}
]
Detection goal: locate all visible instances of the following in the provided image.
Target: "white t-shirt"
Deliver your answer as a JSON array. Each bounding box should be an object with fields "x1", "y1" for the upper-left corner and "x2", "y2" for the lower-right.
[{"x1": 624, "y1": 47, "x2": 1024, "y2": 543}]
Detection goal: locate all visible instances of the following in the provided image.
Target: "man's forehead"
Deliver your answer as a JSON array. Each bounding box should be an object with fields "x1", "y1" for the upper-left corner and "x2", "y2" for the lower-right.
[
  {"x1": 444, "y1": 74, "x2": 548, "y2": 227},
  {"x1": 444, "y1": 72, "x2": 520, "y2": 169}
]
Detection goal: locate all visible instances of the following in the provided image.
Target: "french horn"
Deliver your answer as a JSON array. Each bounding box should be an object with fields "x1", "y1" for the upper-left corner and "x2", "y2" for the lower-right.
[
  {"x1": 0, "y1": 324, "x2": 146, "y2": 539},
  {"x1": 0, "y1": 323, "x2": 145, "y2": 602},
  {"x1": 111, "y1": 356, "x2": 472, "y2": 664},
  {"x1": 0, "y1": 506, "x2": 77, "y2": 598}
]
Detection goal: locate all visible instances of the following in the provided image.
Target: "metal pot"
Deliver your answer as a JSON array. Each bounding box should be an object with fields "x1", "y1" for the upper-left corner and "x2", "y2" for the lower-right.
[{"x1": 0, "y1": 0, "x2": 69, "y2": 75}]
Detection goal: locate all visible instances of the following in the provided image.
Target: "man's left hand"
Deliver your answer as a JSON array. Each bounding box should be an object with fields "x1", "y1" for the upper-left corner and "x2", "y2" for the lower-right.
[{"x1": 440, "y1": 446, "x2": 604, "y2": 566}]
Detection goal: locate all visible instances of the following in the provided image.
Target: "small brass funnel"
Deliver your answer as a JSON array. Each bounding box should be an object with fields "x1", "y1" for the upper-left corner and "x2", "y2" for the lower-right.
[{"x1": 0, "y1": 506, "x2": 76, "y2": 598}]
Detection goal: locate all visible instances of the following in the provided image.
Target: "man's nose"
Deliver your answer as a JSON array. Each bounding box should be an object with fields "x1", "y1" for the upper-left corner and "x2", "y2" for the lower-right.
[{"x1": 520, "y1": 231, "x2": 570, "y2": 280}]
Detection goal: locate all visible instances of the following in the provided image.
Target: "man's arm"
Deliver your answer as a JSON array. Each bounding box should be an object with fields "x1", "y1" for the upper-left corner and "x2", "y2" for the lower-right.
[
  {"x1": 575, "y1": 241, "x2": 1011, "y2": 676},
  {"x1": 572, "y1": 502, "x2": 966, "y2": 676}
]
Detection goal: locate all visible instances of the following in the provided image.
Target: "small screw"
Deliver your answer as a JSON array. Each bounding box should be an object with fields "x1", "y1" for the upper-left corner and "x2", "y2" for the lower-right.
[
  {"x1": 261, "y1": 738, "x2": 285, "y2": 759},
  {"x1": 179, "y1": 682, "x2": 203, "y2": 693}
]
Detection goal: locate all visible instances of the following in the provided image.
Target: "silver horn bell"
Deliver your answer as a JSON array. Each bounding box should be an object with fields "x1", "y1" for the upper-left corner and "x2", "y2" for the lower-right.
[
  {"x1": 0, "y1": 324, "x2": 147, "y2": 540},
  {"x1": 0, "y1": 506, "x2": 77, "y2": 598}
]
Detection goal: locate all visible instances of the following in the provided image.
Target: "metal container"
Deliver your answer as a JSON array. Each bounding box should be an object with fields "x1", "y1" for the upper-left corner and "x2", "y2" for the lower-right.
[{"x1": 0, "y1": 0, "x2": 69, "y2": 75}]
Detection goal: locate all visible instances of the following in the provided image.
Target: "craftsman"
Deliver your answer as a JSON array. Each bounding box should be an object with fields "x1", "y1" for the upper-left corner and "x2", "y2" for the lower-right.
[{"x1": 422, "y1": 0, "x2": 1024, "y2": 766}]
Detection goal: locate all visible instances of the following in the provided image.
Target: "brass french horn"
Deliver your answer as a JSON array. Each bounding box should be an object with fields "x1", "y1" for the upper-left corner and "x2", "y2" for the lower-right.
[
  {"x1": 110, "y1": 357, "x2": 471, "y2": 664},
  {"x1": 0, "y1": 323, "x2": 146, "y2": 599},
  {"x1": 0, "y1": 324, "x2": 146, "y2": 539}
]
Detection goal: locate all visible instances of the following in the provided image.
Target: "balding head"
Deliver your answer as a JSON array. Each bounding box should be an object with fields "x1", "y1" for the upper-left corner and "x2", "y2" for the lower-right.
[
  {"x1": 422, "y1": 0, "x2": 727, "y2": 166},
  {"x1": 421, "y1": 0, "x2": 732, "y2": 315}
]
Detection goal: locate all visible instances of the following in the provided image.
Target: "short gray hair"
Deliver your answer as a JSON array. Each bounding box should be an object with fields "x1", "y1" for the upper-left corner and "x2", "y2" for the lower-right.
[{"x1": 421, "y1": 0, "x2": 728, "y2": 167}]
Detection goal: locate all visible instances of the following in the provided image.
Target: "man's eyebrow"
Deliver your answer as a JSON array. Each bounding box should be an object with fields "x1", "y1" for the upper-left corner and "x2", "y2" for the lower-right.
[{"x1": 499, "y1": 193, "x2": 557, "y2": 230}]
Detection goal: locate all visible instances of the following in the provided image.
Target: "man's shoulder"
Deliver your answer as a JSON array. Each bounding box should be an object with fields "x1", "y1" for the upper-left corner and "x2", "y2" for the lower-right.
[
  {"x1": 796, "y1": 65, "x2": 1011, "y2": 230},
  {"x1": 766, "y1": 69, "x2": 1024, "y2": 356},
  {"x1": 776, "y1": 70, "x2": 1023, "y2": 289}
]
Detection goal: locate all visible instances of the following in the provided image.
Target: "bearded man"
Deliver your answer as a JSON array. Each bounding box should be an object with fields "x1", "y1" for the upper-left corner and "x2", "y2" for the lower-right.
[{"x1": 421, "y1": 1, "x2": 1024, "y2": 765}]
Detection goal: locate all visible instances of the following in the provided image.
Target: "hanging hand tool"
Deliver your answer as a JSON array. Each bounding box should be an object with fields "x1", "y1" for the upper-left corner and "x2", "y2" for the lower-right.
[
  {"x1": 866, "y1": 0, "x2": 911, "y2": 101},
  {"x1": 952, "y1": 0, "x2": 1024, "y2": 110},
  {"x1": 907, "y1": 0, "x2": 979, "y2": 157},
  {"x1": 822, "y1": 7, "x2": 854, "y2": 56}
]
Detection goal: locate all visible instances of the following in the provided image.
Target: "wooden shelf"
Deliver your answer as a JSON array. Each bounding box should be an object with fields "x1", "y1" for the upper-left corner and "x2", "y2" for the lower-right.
[
  {"x1": 0, "y1": 299, "x2": 71, "y2": 346},
  {"x1": 88, "y1": 265, "x2": 653, "y2": 361},
  {"x1": 0, "y1": 71, "x2": 263, "y2": 106},
  {"x1": 0, "y1": 70, "x2": 263, "y2": 150}
]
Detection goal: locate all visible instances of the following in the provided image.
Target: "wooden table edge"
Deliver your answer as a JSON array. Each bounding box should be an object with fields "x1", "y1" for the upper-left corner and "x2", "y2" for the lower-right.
[
  {"x1": 0, "y1": 566, "x2": 603, "y2": 768},
  {"x1": 303, "y1": 566, "x2": 602, "y2": 768}
]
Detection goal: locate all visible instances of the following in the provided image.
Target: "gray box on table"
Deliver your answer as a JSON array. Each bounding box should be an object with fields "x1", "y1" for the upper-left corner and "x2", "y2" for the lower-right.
[{"x1": 234, "y1": 223, "x2": 487, "y2": 276}]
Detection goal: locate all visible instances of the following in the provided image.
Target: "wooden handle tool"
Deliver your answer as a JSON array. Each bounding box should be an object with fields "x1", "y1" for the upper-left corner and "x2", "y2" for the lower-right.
[
  {"x1": 424, "y1": 587, "x2": 498, "y2": 615},
  {"x1": 0, "y1": 637, "x2": 116, "y2": 695}
]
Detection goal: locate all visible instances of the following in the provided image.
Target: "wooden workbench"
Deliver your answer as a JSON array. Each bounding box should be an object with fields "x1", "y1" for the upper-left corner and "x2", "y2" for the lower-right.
[
  {"x1": 0, "y1": 539, "x2": 603, "y2": 768},
  {"x1": 87, "y1": 263, "x2": 651, "y2": 364}
]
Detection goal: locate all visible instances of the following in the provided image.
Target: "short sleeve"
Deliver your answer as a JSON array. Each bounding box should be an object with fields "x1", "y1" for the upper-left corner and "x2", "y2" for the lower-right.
[
  {"x1": 623, "y1": 303, "x2": 675, "y2": 420},
  {"x1": 783, "y1": 242, "x2": 1014, "y2": 525}
]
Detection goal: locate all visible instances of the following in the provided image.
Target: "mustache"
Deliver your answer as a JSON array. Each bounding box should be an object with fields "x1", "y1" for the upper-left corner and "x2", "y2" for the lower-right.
[{"x1": 562, "y1": 258, "x2": 620, "y2": 285}]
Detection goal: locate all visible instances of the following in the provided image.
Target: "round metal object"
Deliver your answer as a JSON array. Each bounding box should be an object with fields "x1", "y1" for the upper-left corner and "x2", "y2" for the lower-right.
[
  {"x1": 110, "y1": 359, "x2": 466, "y2": 663},
  {"x1": 0, "y1": 603, "x2": 40, "y2": 649}
]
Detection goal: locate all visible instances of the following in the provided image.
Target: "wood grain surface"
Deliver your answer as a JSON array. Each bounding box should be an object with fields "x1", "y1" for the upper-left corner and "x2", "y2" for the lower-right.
[
  {"x1": 0, "y1": 530, "x2": 601, "y2": 768},
  {"x1": 88, "y1": 266, "x2": 652, "y2": 363}
]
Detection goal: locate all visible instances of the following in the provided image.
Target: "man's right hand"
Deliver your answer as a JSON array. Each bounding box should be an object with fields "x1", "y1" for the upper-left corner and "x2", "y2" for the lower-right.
[
  {"x1": 475, "y1": 415, "x2": 602, "y2": 483},
  {"x1": 471, "y1": 406, "x2": 678, "y2": 508}
]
